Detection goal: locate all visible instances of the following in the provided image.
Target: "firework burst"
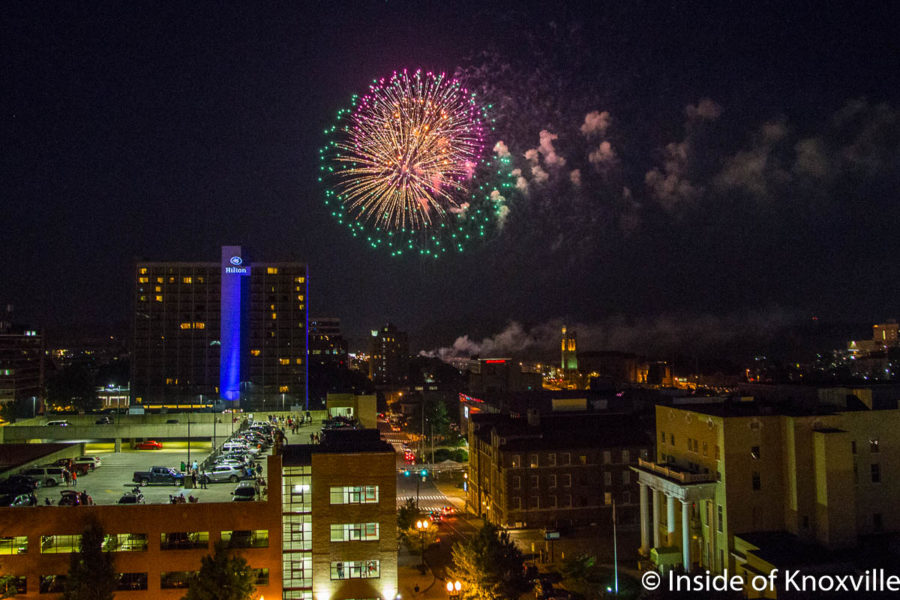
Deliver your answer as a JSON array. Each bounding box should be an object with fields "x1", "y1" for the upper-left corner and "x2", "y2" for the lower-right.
[{"x1": 320, "y1": 69, "x2": 512, "y2": 256}]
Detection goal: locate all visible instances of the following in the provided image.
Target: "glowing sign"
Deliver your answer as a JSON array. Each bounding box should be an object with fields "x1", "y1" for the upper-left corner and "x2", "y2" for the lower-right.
[{"x1": 230, "y1": 256, "x2": 243, "y2": 266}]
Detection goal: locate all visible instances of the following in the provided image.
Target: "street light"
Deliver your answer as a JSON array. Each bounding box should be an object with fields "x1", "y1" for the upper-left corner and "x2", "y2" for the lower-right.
[
  {"x1": 415, "y1": 520, "x2": 431, "y2": 573},
  {"x1": 446, "y1": 580, "x2": 462, "y2": 599}
]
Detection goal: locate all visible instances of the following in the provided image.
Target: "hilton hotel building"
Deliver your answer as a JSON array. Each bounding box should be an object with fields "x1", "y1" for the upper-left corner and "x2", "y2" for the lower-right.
[{"x1": 132, "y1": 246, "x2": 307, "y2": 409}]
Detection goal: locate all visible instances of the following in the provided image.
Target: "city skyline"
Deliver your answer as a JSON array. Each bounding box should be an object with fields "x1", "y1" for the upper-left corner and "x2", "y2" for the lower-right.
[{"x1": 2, "y1": 2, "x2": 898, "y2": 361}]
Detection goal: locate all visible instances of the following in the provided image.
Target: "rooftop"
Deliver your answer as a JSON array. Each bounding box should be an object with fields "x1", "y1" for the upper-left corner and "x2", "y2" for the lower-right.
[
  {"x1": 281, "y1": 429, "x2": 393, "y2": 466},
  {"x1": 0, "y1": 443, "x2": 74, "y2": 474}
]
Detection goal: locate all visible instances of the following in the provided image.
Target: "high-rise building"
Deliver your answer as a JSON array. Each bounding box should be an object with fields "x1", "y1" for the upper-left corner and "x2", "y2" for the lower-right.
[
  {"x1": 367, "y1": 323, "x2": 408, "y2": 385},
  {"x1": 281, "y1": 430, "x2": 398, "y2": 600},
  {"x1": 561, "y1": 326, "x2": 577, "y2": 372},
  {"x1": 0, "y1": 306, "x2": 43, "y2": 408},
  {"x1": 309, "y1": 317, "x2": 348, "y2": 368},
  {"x1": 132, "y1": 246, "x2": 308, "y2": 409}
]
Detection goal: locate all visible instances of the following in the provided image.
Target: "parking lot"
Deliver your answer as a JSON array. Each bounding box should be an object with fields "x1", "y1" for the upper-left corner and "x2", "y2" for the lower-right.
[{"x1": 29, "y1": 444, "x2": 271, "y2": 506}]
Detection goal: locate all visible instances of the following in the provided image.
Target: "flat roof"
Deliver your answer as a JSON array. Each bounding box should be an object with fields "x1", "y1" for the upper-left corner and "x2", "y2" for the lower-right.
[
  {"x1": 0, "y1": 443, "x2": 74, "y2": 473},
  {"x1": 282, "y1": 429, "x2": 393, "y2": 466}
]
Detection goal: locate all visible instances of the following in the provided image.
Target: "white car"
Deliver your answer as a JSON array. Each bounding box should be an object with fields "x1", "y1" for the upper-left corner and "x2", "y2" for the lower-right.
[
  {"x1": 75, "y1": 456, "x2": 102, "y2": 470},
  {"x1": 199, "y1": 465, "x2": 247, "y2": 484}
]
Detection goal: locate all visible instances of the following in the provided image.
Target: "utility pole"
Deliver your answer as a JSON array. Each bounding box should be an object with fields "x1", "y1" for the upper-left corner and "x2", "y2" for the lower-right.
[{"x1": 612, "y1": 499, "x2": 619, "y2": 595}]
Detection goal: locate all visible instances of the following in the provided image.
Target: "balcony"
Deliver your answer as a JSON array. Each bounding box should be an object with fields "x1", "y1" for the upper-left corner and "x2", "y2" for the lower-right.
[{"x1": 636, "y1": 458, "x2": 716, "y2": 484}]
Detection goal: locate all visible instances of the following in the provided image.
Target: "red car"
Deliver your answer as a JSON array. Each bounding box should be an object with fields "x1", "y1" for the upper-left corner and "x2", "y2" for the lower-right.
[{"x1": 134, "y1": 440, "x2": 163, "y2": 450}]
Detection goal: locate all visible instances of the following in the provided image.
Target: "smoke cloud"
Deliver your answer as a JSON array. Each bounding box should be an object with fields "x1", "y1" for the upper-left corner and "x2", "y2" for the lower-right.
[{"x1": 581, "y1": 110, "x2": 611, "y2": 136}]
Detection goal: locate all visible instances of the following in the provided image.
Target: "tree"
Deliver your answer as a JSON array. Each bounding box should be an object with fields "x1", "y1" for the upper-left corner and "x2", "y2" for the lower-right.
[
  {"x1": 448, "y1": 522, "x2": 533, "y2": 600},
  {"x1": 560, "y1": 554, "x2": 604, "y2": 599},
  {"x1": 425, "y1": 398, "x2": 451, "y2": 439},
  {"x1": 183, "y1": 541, "x2": 255, "y2": 600},
  {"x1": 0, "y1": 573, "x2": 19, "y2": 598},
  {"x1": 63, "y1": 519, "x2": 116, "y2": 600},
  {"x1": 46, "y1": 362, "x2": 98, "y2": 413},
  {"x1": 397, "y1": 497, "x2": 421, "y2": 532}
]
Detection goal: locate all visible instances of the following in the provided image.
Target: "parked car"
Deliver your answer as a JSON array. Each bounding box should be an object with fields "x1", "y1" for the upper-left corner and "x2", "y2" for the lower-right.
[
  {"x1": 231, "y1": 481, "x2": 257, "y2": 502},
  {"x1": 0, "y1": 475, "x2": 39, "y2": 492},
  {"x1": 58, "y1": 490, "x2": 84, "y2": 506},
  {"x1": 0, "y1": 492, "x2": 37, "y2": 507},
  {"x1": 21, "y1": 467, "x2": 67, "y2": 487},
  {"x1": 95, "y1": 416, "x2": 113, "y2": 424},
  {"x1": 200, "y1": 465, "x2": 247, "y2": 484},
  {"x1": 46, "y1": 420, "x2": 70, "y2": 427},
  {"x1": 132, "y1": 466, "x2": 184, "y2": 486},
  {"x1": 117, "y1": 492, "x2": 145, "y2": 505},
  {"x1": 75, "y1": 456, "x2": 102, "y2": 470},
  {"x1": 134, "y1": 440, "x2": 163, "y2": 450},
  {"x1": 165, "y1": 419, "x2": 179, "y2": 424}
]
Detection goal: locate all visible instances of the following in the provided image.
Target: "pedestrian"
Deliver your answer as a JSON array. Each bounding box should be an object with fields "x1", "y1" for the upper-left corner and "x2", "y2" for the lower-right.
[
  {"x1": 180, "y1": 460, "x2": 186, "y2": 472},
  {"x1": 200, "y1": 474, "x2": 207, "y2": 489},
  {"x1": 255, "y1": 462, "x2": 262, "y2": 476},
  {"x1": 309, "y1": 432, "x2": 314, "y2": 443},
  {"x1": 191, "y1": 471, "x2": 198, "y2": 489},
  {"x1": 71, "y1": 470, "x2": 77, "y2": 488},
  {"x1": 63, "y1": 470, "x2": 71, "y2": 487},
  {"x1": 192, "y1": 460, "x2": 198, "y2": 472}
]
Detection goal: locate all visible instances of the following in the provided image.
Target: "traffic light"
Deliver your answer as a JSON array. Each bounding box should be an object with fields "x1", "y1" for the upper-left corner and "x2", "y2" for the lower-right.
[
  {"x1": 403, "y1": 470, "x2": 410, "y2": 477},
  {"x1": 420, "y1": 469, "x2": 428, "y2": 481}
]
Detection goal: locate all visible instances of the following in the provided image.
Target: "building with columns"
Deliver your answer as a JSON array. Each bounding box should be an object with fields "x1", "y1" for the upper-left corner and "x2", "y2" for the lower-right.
[{"x1": 633, "y1": 400, "x2": 900, "y2": 594}]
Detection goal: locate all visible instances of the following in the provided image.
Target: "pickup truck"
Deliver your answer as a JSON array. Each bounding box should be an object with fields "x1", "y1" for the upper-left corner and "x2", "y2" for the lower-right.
[{"x1": 132, "y1": 466, "x2": 184, "y2": 486}]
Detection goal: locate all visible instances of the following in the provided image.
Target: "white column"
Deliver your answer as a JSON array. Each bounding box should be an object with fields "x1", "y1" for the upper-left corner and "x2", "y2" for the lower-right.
[
  {"x1": 682, "y1": 500, "x2": 691, "y2": 571},
  {"x1": 639, "y1": 483, "x2": 649, "y2": 554},
  {"x1": 652, "y1": 488, "x2": 660, "y2": 548},
  {"x1": 666, "y1": 494, "x2": 676, "y2": 546}
]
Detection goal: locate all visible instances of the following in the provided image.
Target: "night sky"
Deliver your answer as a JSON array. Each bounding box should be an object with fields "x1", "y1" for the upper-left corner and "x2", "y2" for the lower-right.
[{"x1": 3, "y1": 1, "x2": 898, "y2": 360}]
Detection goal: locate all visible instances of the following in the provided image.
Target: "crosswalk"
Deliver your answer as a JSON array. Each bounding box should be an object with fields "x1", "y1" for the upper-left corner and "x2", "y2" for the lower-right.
[{"x1": 397, "y1": 494, "x2": 448, "y2": 510}]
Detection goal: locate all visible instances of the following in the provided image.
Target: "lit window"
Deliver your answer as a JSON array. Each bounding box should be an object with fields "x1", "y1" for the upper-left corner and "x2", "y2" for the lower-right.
[
  {"x1": 295, "y1": 358, "x2": 302, "y2": 364},
  {"x1": 297, "y1": 295, "x2": 304, "y2": 301},
  {"x1": 180, "y1": 323, "x2": 192, "y2": 330},
  {"x1": 138, "y1": 277, "x2": 148, "y2": 283},
  {"x1": 155, "y1": 295, "x2": 163, "y2": 302},
  {"x1": 330, "y1": 486, "x2": 379, "y2": 504},
  {"x1": 271, "y1": 313, "x2": 277, "y2": 320},
  {"x1": 269, "y1": 304, "x2": 275, "y2": 310},
  {"x1": 279, "y1": 358, "x2": 290, "y2": 365},
  {"x1": 194, "y1": 322, "x2": 205, "y2": 330},
  {"x1": 251, "y1": 349, "x2": 261, "y2": 357},
  {"x1": 330, "y1": 523, "x2": 379, "y2": 542},
  {"x1": 154, "y1": 286, "x2": 161, "y2": 292},
  {"x1": 139, "y1": 296, "x2": 147, "y2": 302},
  {"x1": 182, "y1": 277, "x2": 192, "y2": 284},
  {"x1": 279, "y1": 385, "x2": 289, "y2": 393},
  {"x1": 156, "y1": 277, "x2": 163, "y2": 283},
  {"x1": 295, "y1": 276, "x2": 305, "y2": 283},
  {"x1": 267, "y1": 267, "x2": 278, "y2": 274},
  {"x1": 330, "y1": 560, "x2": 379, "y2": 580},
  {"x1": 139, "y1": 268, "x2": 147, "y2": 275}
]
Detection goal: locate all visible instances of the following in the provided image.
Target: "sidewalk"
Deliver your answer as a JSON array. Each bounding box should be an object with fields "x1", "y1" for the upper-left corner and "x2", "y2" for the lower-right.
[{"x1": 398, "y1": 544, "x2": 447, "y2": 599}]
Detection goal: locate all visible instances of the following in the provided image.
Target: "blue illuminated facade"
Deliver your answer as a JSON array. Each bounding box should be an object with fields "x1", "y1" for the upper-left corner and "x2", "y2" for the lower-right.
[{"x1": 220, "y1": 245, "x2": 250, "y2": 402}]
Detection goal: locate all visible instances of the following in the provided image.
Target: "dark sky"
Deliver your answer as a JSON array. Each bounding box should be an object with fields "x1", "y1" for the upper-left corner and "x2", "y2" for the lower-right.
[{"x1": 2, "y1": 1, "x2": 898, "y2": 358}]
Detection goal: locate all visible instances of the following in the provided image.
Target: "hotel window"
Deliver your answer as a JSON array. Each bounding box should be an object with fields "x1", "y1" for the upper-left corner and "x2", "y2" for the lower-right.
[
  {"x1": 604, "y1": 492, "x2": 612, "y2": 505},
  {"x1": 138, "y1": 276, "x2": 148, "y2": 283},
  {"x1": 604, "y1": 472, "x2": 612, "y2": 486},
  {"x1": 702, "y1": 442, "x2": 708, "y2": 457},
  {"x1": 546, "y1": 453, "x2": 556, "y2": 466},
  {"x1": 670, "y1": 434, "x2": 675, "y2": 445},
  {"x1": 330, "y1": 560, "x2": 379, "y2": 580},
  {"x1": 221, "y1": 530, "x2": 268, "y2": 548},
  {"x1": 717, "y1": 505, "x2": 723, "y2": 532},
  {"x1": 139, "y1": 267, "x2": 147, "y2": 274},
  {"x1": 295, "y1": 358, "x2": 302, "y2": 364},
  {"x1": 330, "y1": 486, "x2": 379, "y2": 504},
  {"x1": 0, "y1": 536, "x2": 27, "y2": 554},
  {"x1": 155, "y1": 295, "x2": 163, "y2": 302},
  {"x1": 548, "y1": 474, "x2": 557, "y2": 488},
  {"x1": 279, "y1": 385, "x2": 289, "y2": 393},
  {"x1": 512, "y1": 476, "x2": 521, "y2": 490},
  {"x1": 529, "y1": 496, "x2": 540, "y2": 509},
  {"x1": 751, "y1": 446, "x2": 760, "y2": 459},
  {"x1": 253, "y1": 569, "x2": 269, "y2": 586},
  {"x1": 182, "y1": 276, "x2": 192, "y2": 284},
  {"x1": 579, "y1": 455, "x2": 587, "y2": 465},
  {"x1": 39, "y1": 575, "x2": 66, "y2": 594},
  {"x1": 279, "y1": 358, "x2": 290, "y2": 365},
  {"x1": 871, "y1": 464, "x2": 881, "y2": 483},
  {"x1": 160, "y1": 572, "x2": 194, "y2": 589},
  {"x1": 622, "y1": 450, "x2": 630, "y2": 463},
  {"x1": 752, "y1": 471, "x2": 761, "y2": 490},
  {"x1": 622, "y1": 491, "x2": 631, "y2": 504},
  {"x1": 160, "y1": 532, "x2": 209, "y2": 550},
  {"x1": 267, "y1": 267, "x2": 279, "y2": 274},
  {"x1": 330, "y1": 523, "x2": 379, "y2": 542},
  {"x1": 297, "y1": 295, "x2": 305, "y2": 301},
  {"x1": 154, "y1": 285, "x2": 161, "y2": 292},
  {"x1": 530, "y1": 475, "x2": 539, "y2": 489},
  {"x1": 139, "y1": 295, "x2": 147, "y2": 302},
  {"x1": 602, "y1": 451, "x2": 612, "y2": 464},
  {"x1": 660, "y1": 430, "x2": 666, "y2": 444},
  {"x1": 870, "y1": 439, "x2": 880, "y2": 453},
  {"x1": 510, "y1": 455, "x2": 521, "y2": 468},
  {"x1": 156, "y1": 277, "x2": 163, "y2": 283},
  {"x1": 41, "y1": 535, "x2": 81, "y2": 554},
  {"x1": 512, "y1": 497, "x2": 521, "y2": 510},
  {"x1": 251, "y1": 349, "x2": 261, "y2": 356},
  {"x1": 562, "y1": 474, "x2": 572, "y2": 487},
  {"x1": 529, "y1": 454, "x2": 539, "y2": 468},
  {"x1": 295, "y1": 276, "x2": 305, "y2": 283},
  {"x1": 622, "y1": 471, "x2": 630, "y2": 485},
  {"x1": 116, "y1": 573, "x2": 148, "y2": 591},
  {"x1": 560, "y1": 452, "x2": 571, "y2": 465}
]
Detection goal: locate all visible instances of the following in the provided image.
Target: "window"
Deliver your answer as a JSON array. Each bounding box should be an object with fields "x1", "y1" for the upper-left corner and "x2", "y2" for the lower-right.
[
  {"x1": 717, "y1": 505, "x2": 724, "y2": 532},
  {"x1": 660, "y1": 430, "x2": 666, "y2": 444},
  {"x1": 548, "y1": 475, "x2": 557, "y2": 489},
  {"x1": 0, "y1": 536, "x2": 27, "y2": 555},
  {"x1": 871, "y1": 464, "x2": 881, "y2": 483},
  {"x1": 330, "y1": 560, "x2": 380, "y2": 580},
  {"x1": 715, "y1": 445, "x2": 720, "y2": 460},
  {"x1": 330, "y1": 486, "x2": 379, "y2": 504},
  {"x1": 603, "y1": 472, "x2": 612, "y2": 486},
  {"x1": 138, "y1": 276, "x2": 148, "y2": 283},
  {"x1": 253, "y1": 569, "x2": 269, "y2": 586},
  {"x1": 155, "y1": 295, "x2": 163, "y2": 302},
  {"x1": 41, "y1": 535, "x2": 81, "y2": 554},
  {"x1": 670, "y1": 434, "x2": 675, "y2": 445},
  {"x1": 160, "y1": 532, "x2": 208, "y2": 550},
  {"x1": 873, "y1": 513, "x2": 884, "y2": 532},
  {"x1": 279, "y1": 358, "x2": 290, "y2": 365},
  {"x1": 622, "y1": 450, "x2": 630, "y2": 463},
  {"x1": 870, "y1": 439, "x2": 880, "y2": 453},
  {"x1": 802, "y1": 516, "x2": 809, "y2": 529},
  {"x1": 510, "y1": 455, "x2": 521, "y2": 468},
  {"x1": 622, "y1": 491, "x2": 631, "y2": 504},
  {"x1": 139, "y1": 267, "x2": 147, "y2": 274},
  {"x1": 103, "y1": 534, "x2": 148, "y2": 552},
  {"x1": 851, "y1": 440, "x2": 857, "y2": 454},
  {"x1": 579, "y1": 455, "x2": 588, "y2": 465},
  {"x1": 854, "y1": 462, "x2": 859, "y2": 484},
  {"x1": 548, "y1": 495, "x2": 558, "y2": 508},
  {"x1": 182, "y1": 276, "x2": 192, "y2": 284},
  {"x1": 222, "y1": 530, "x2": 269, "y2": 548},
  {"x1": 512, "y1": 476, "x2": 521, "y2": 490},
  {"x1": 702, "y1": 442, "x2": 708, "y2": 457},
  {"x1": 330, "y1": 523, "x2": 379, "y2": 542},
  {"x1": 267, "y1": 267, "x2": 279, "y2": 274},
  {"x1": 529, "y1": 454, "x2": 539, "y2": 468},
  {"x1": 512, "y1": 497, "x2": 521, "y2": 510},
  {"x1": 1, "y1": 577, "x2": 25, "y2": 595},
  {"x1": 604, "y1": 492, "x2": 612, "y2": 505},
  {"x1": 39, "y1": 575, "x2": 66, "y2": 594},
  {"x1": 602, "y1": 451, "x2": 612, "y2": 464},
  {"x1": 751, "y1": 446, "x2": 760, "y2": 460},
  {"x1": 529, "y1": 496, "x2": 540, "y2": 509},
  {"x1": 562, "y1": 474, "x2": 572, "y2": 487},
  {"x1": 117, "y1": 573, "x2": 148, "y2": 591},
  {"x1": 560, "y1": 453, "x2": 571, "y2": 465},
  {"x1": 622, "y1": 471, "x2": 630, "y2": 485},
  {"x1": 530, "y1": 475, "x2": 539, "y2": 489},
  {"x1": 160, "y1": 572, "x2": 194, "y2": 589},
  {"x1": 547, "y1": 453, "x2": 556, "y2": 467},
  {"x1": 752, "y1": 471, "x2": 761, "y2": 491}
]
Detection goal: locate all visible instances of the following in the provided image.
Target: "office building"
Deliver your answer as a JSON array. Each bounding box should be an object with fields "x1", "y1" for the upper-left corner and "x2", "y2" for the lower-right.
[
  {"x1": 309, "y1": 317, "x2": 348, "y2": 368},
  {"x1": 467, "y1": 358, "x2": 542, "y2": 395},
  {"x1": 132, "y1": 245, "x2": 308, "y2": 409},
  {"x1": 467, "y1": 410, "x2": 654, "y2": 530},
  {"x1": 633, "y1": 399, "x2": 900, "y2": 594},
  {"x1": 0, "y1": 308, "x2": 43, "y2": 408},
  {"x1": 367, "y1": 323, "x2": 408, "y2": 385},
  {"x1": 281, "y1": 430, "x2": 398, "y2": 600}
]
